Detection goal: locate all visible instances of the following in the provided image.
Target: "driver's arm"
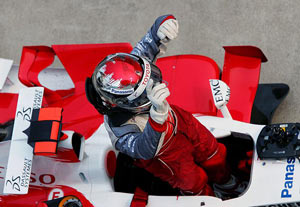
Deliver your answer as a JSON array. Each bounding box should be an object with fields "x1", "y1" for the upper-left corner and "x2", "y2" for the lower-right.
[
  {"x1": 131, "y1": 14, "x2": 179, "y2": 62},
  {"x1": 105, "y1": 117, "x2": 166, "y2": 160},
  {"x1": 104, "y1": 81, "x2": 171, "y2": 160}
]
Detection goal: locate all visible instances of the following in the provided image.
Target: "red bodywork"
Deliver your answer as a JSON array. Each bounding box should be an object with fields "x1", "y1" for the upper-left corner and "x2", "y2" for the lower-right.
[
  {"x1": 0, "y1": 43, "x2": 267, "y2": 206},
  {"x1": 18, "y1": 43, "x2": 133, "y2": 139},
  {"x1": 0, "y1": 44, "x2": 267, "y2": 134},
  {"x1": 0, "y1": 185, "x2": 93, "y2": 207},
  {"x1": 156, "y1": 55, "x2": 220, "y2": 115},
  {"x1": 220, "y1": 46, "x2": 267, "y2": 122}
]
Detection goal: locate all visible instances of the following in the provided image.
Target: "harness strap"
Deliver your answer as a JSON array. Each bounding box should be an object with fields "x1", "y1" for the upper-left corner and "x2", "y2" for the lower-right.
[{"x1": 130, "y1": 187, "x2": 148, "y2": 207}]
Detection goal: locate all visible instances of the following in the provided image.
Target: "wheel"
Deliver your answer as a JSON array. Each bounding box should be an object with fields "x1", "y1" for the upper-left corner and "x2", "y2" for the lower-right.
[{"x1": 58, "y1": 196, "x2": 82, "y2": 207}]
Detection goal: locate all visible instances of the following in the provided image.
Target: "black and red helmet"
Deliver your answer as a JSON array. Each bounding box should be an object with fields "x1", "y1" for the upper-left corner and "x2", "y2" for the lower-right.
[{"x1": 91, "y1": 53, "x2": 162, "y2": 113}]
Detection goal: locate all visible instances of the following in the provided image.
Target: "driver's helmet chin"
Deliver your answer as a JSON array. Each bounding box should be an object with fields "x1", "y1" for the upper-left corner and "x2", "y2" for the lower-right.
[{"x1": 91, "y1": 53, "x2": 162, "y2": 113}]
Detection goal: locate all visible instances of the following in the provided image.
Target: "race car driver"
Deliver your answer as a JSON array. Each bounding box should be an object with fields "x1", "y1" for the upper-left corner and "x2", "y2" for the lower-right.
[{"x1": 86, "y1": 14, "x2": 232, "y2": 196}]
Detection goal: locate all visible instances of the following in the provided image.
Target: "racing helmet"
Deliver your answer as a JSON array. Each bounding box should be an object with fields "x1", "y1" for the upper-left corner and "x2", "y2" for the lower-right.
[{"x1": 91, "y1": 53, "x2": 162, "y2": 113}]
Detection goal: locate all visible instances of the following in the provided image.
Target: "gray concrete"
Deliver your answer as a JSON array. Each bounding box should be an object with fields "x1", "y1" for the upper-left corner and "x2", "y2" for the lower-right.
[{"x1": 0, "y1": 0, "x2": 299, "y2": 123}]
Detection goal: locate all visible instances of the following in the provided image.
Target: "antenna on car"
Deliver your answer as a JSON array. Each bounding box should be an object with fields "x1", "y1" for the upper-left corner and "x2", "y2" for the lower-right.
[{"x1": 209, "y1": 79, "x2": 232, "y2": 119}]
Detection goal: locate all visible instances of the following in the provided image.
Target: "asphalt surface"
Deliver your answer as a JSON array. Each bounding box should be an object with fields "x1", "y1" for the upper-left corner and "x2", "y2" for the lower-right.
[{"x1": 0, "y1": 0, "x2": 299, "y2": 123}]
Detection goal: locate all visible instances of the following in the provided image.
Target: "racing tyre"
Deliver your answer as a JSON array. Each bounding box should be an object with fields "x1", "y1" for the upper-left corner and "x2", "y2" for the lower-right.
[{"x1": 58, "y1": 196, "x2": 82, "y2": 207}]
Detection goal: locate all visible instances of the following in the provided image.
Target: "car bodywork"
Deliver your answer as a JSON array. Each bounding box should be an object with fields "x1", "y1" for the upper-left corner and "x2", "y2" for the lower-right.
[{"x1": 0, "y1": 43, "x2": 297, "y2": 207}]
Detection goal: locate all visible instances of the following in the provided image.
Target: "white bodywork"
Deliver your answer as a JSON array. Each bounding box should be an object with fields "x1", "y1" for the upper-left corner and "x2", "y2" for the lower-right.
[
  {"x1": 0, "y1": 65, "x2": 299, "y2": 206},
  {"x1": 4, "y1": 87, "x2": 44, "y2": 194},
  {"x1": 0, "y1": 58, "x2": 13, "y2": 90}
]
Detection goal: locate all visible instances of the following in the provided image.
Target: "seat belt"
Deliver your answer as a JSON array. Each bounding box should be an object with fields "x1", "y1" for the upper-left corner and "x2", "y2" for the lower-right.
[{"x1": 130, "y1": 187, "x2": 148, "y2": 207}]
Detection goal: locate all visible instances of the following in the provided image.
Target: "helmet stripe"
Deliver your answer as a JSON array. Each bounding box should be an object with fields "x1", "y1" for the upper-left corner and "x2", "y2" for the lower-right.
[{"x1": 127, "y1": 57, "x2": 151, "y2": 101}]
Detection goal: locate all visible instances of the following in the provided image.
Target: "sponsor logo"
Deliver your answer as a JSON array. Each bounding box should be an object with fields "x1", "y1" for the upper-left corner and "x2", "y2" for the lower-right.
[
  {"x1": 260, "y1": 202, "x2": 300, "y2": 207},
  {"x1": 33, "y1": 89, "x2": 43, "y2": 109},
  {"x1": 281, "y1": 157, "x2": 295, "y2": 198},
  {"x1": 20, "y1": 158, "x2": 31, "y2": 188},
  {"x1": 48, "y1": 188, "x2": 64, "y2": 200},
  {"x1": 210, "y1": 80, "x2": 223, "y2": 102},
  {"x1": 210, "y1": 80, "x2": 230, "y2": 108},
  {"x1": 1, "y1": 166, "x2": 56, "y2": 185},
  {"x1": 142, "y1": 63, "x2": 151, "y2": 86},
  {"x1": 109, "y1": 88, "x2": 134, "y2": 95},
  {"x1": 5, "y1": 176, "x2": 21, "y2": 192},
  {"x1": 127, "y1": 59, "x2": 151, "y2": 101}
]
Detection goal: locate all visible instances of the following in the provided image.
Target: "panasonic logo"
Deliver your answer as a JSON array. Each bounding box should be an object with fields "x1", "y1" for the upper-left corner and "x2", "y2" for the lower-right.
[
  {"x1": 261, "y1": 202, "x2": 300, "y2": 207},
  {"x1": 110, "y1": 88, "x2": 134, "y2": 95},
  {"x1": 281, "y1": 157, "x2": 295, "y2": 198}
]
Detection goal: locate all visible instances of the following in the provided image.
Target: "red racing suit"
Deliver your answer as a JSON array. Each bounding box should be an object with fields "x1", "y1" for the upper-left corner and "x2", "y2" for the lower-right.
[
  {"x1": 136, "y1": 106, "x2": 228, "y2": 195},
  {"x1": 105, "y1": 104, "x2": 229, "y2": 195},
  {"x1": 103, "y1": 14, "x2": 229, "y2": 195}
]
